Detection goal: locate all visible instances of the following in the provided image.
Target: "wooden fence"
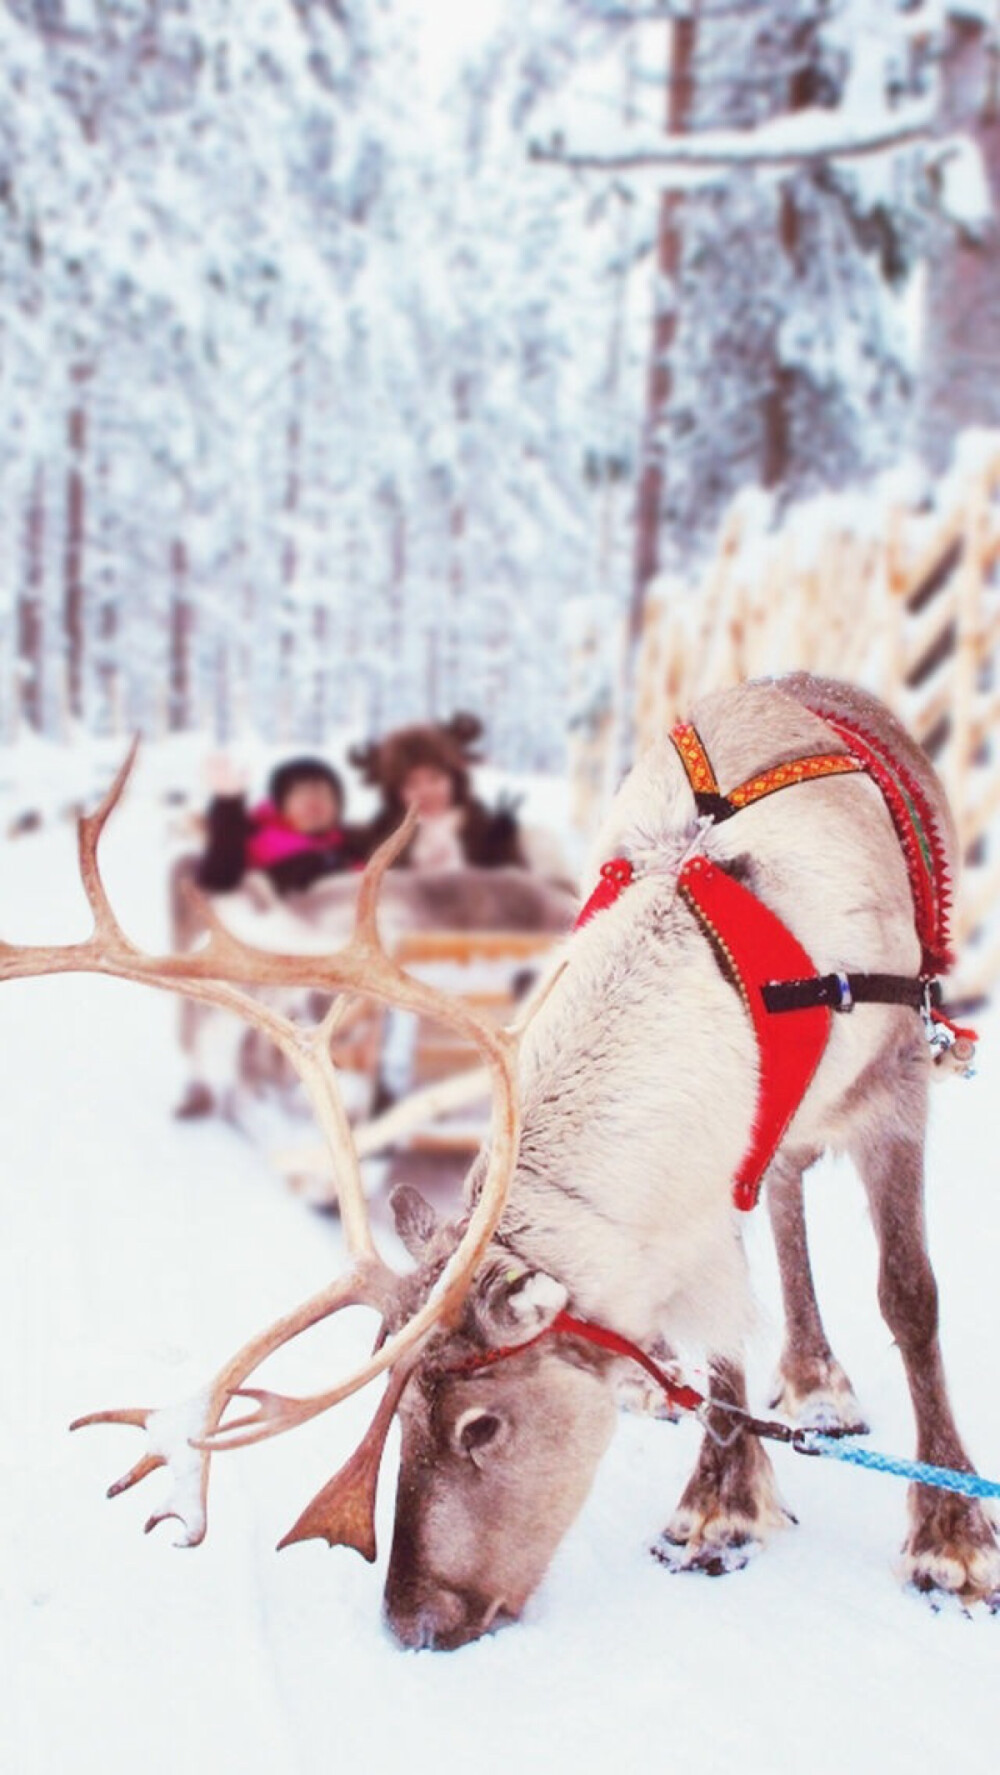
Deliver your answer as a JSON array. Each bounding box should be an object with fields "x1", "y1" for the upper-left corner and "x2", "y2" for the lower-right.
[{"x1": 629, "y1": 440, "x2": 1000, "y2": 1003}]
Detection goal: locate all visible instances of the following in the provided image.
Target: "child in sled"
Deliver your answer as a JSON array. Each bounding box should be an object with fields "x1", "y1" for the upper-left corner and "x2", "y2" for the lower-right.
[
  {"x1": 174, "y1": 753, "x2": 364, "y2": 1119},
  {"x1": 197, "y1": 753, "x2": 366, "y2": 896}
]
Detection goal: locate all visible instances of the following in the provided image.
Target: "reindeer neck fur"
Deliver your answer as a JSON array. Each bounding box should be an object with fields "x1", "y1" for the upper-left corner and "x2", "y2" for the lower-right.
[
  {"x1": 486, "y1": 876, "x2": 759, "y2": 1357},
  {"x1": 471, "y1": 677, "x2": 950, "y2": 1363}
]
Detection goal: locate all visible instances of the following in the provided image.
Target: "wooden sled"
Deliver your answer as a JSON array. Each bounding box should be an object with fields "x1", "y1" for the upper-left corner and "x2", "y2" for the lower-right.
[{"x1": 273, "y1": 929, "x2": 561, "y2": 1202}]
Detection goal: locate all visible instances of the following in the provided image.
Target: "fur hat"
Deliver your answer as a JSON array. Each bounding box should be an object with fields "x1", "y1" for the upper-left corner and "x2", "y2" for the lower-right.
[
  {"x1": 268, "y1": 756, "x2": 344, "y2": 813},
  {"x1": 349, "y1": 714, "x2": 483, "y2": 806}
]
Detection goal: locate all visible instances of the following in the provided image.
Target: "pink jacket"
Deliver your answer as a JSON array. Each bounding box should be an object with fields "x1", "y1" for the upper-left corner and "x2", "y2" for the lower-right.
[{"x1": 244, "y1": 802, "x2": 350, "y2": 870}]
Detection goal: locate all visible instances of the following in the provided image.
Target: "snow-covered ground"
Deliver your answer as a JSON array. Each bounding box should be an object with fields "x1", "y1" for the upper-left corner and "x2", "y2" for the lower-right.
[{"x1": 2, "y1": 763, "x2": 998, "y2": 1775}]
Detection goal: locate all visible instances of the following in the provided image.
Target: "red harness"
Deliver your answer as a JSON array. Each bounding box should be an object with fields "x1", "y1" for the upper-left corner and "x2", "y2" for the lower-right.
[
  {"x1": 577, "y1": 851, "x2": 831, "y2": 1211},
  {"x1": 574, "y1": 713, "x2": 963, "y2": 1213}
]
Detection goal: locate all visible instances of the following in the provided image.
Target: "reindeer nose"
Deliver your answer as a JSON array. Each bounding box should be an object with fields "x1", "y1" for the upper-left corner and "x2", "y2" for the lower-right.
[{"x1": 385, "y1": 1588, "x2": 516, "y2": 1652}]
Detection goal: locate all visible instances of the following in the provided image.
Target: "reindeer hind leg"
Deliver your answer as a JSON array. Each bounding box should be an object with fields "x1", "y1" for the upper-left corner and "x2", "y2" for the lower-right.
[{"x1": 851, "y1": 1110, "x2": 1000, "y2": 1610}]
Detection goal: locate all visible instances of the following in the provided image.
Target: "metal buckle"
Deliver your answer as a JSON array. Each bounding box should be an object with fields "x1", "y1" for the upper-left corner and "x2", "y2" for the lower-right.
[
  {"x1": 920, "y1": 978, "x2": 957, "y2": 1060},
  {"x1": 834, "y1": 971, "x2": 853, "y2": 1013}
]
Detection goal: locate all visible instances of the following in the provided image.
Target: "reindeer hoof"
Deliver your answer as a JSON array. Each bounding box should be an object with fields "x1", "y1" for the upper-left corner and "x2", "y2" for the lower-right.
[
  {"x1": 770, "y1": 1359, "x2": 868, "y2": 1438},
  {"x1": 903, "y1": 1545, "x2": 1000, "y2": 1613},
  {"x1": 794, "y1": 1398, "x2": 869, "y2": 1437},
  {"x1": 657, "y1": 1431, "x2": 795, "y2": 1580},
  {"x1": 904, "y1": 1566, "x2": 1000, "y2": 1620},
  {"x1": 906, "y1": 1575, "x2": 974, "y2": 1620},
  {"x1": 651, "y1": 1491, "x2": 794, "y2": 1577},
  {"x1": 652, "y1": 1525, "x2": 761, "y2": 1577},
  {"x1": 902, "y1": 1492, "x2": 1000, "y2": 1611}
]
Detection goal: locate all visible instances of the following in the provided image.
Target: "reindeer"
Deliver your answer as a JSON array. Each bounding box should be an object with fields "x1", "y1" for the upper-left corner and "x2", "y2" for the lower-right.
[{"x1": 2, "y1": 674, "x2": 997, "y2": 1651}]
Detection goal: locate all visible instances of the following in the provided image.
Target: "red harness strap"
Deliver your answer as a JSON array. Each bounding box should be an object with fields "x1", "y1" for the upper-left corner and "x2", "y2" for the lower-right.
[
  {"x1": 448, "y1": 1309, "x2": 705, "y2": 1416},
  {"x1": 575, "y1": 857, "x2": 636, "y2": 930},
  {"x1": 819, "y1": 714, "x2": 954, "y2": 974},
  {"x1": 451, "y1": 1313, "x2": 825, "y2": 1453},
  {"x1": 677, "y1": 857, "x2": 830, "y2": 1210},
  {"x1": 574, "y1": 853, "x2": 829, "y2": 1212},
  {"x1": 551, "y1": 1312, "x2": 705, "y2": 1412}
]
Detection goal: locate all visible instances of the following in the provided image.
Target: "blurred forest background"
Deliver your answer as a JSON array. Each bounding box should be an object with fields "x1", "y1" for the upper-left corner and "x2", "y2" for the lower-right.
[{"x1": 1, "y1": 0, "x2": 999, "y2": 773}]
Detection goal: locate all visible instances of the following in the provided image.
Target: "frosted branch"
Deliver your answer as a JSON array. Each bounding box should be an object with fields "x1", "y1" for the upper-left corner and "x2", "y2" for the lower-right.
[{"x1": 530, "y1": 107, "x2": 937, "y2": 178}]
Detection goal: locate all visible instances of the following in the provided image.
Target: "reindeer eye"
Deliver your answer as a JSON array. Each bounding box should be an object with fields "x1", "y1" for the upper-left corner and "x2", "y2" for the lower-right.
[{"x1": 456, "y1": 1409, "x2": 503, "y2": 1457}]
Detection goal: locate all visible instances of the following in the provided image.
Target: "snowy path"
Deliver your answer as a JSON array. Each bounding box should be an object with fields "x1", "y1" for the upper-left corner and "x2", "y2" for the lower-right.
[{"x1": 3, "y1": 806, "x2": 998, "y2": 1775}]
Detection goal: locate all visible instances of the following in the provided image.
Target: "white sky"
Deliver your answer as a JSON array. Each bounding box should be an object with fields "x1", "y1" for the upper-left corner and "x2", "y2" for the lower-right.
[{"x1": 410, "y1": 0, "x2": 507, "y2": 91}]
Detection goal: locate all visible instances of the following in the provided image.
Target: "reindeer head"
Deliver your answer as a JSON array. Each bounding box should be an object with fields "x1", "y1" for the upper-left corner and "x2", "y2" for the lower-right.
[{"x1": 381, "y1": 1187, "x2": 617, "y2": 1650}]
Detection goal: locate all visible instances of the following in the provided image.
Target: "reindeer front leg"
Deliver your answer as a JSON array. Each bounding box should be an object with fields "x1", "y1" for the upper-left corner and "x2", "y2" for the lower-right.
[
  {"x1": 852, "y1": 1125, "x2": 1000, "y2": 1609},
  {"x1": 766, "y1": 1147, "x2": 868, "y2": 1435},
  {"x1": 653, "y1": 1358, "x2": 794, "y2": 1576}
]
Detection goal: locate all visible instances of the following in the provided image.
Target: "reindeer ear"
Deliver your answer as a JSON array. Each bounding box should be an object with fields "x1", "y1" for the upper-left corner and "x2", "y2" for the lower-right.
[
  {"x1": 446, "y1": 712, "x2": 484, "y2": 754},
  {"x1": 390, "y1": 1185, "x2": 440, "y2": 1259},
  {"x1": 348, "y1": 741, "x2": 381, "y2": 784},
  {"x1": 476, "y1": 1262, "x2": 568, "y2": 1345}
]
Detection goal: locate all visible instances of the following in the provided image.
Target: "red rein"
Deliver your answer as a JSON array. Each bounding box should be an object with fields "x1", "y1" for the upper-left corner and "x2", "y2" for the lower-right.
[{"x1": 451, "y1": 1310, "x2": 706, "y2": 1416}]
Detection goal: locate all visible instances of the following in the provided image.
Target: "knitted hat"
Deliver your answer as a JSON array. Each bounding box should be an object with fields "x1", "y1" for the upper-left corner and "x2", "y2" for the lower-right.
[
  {"x1": 349, "y1": 714, "x2": 483, "y2": 807},
  {"x1": 268, "y1": 756, "x2": 344, "y2": 813}
]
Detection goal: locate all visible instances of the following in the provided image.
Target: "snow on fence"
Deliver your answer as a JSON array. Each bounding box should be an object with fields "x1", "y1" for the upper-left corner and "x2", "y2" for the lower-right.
[{"x1": 631, "y1": 437, "x2": 1000, "y2": 1005}]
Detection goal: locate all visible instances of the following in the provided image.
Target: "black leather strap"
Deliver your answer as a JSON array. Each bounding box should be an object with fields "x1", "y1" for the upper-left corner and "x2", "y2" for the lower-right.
[{"x1": 761, "y1": 973, "x2": 941, "y2": 1015}]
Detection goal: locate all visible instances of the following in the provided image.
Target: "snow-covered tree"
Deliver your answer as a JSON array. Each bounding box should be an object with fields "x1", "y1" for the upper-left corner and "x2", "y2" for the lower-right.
[
  {"x1": 920, "y1": 4, "x2": 1000, "y2": 466},
  {"x1": 0, "y1": 0, "x2": 642, "y2": 770},
  {"x1": 529, "y1": 2, "x2": 994, "y2": 652}
]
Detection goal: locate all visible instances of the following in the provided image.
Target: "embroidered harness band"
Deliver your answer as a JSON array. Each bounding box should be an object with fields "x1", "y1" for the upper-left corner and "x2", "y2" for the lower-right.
[
  {"x1": 670, "y1": 719, "x2": 864, "y2": 820},
  {"x1": 670, "y1": 715, "x2": 955, "y2": 974}
]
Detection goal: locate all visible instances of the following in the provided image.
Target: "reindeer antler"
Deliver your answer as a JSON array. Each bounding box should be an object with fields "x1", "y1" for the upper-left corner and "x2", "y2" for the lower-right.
[{"x1": 2, "y1": 744, "x2": 522, "y2": 1557}]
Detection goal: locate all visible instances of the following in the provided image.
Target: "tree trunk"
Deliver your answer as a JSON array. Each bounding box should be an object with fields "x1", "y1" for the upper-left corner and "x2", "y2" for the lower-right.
[
  {"x1": 19, "y1": 468, "x2": 46, "y2": 732},
  {"x1": 64, "y1": 372, "x2": 89, "y2": 721},
  {"x1": 920, "y1": 16, "x2": 1000, "y2": 467},
  {"x1": 169, "y1": 536, "x2": 194, "y2": 731},
  {"x1": 277, "y1": 327, "x2": 303, "y2": 741},
  {"x1": 627, "y1": 13, "x2": 698, "y2": 658}
]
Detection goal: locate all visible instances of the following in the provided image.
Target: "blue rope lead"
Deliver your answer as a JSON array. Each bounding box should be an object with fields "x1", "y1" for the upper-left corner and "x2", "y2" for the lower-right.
[{"x1": 795, "y1": 1434, "x2": 1000, "y2": 1500}]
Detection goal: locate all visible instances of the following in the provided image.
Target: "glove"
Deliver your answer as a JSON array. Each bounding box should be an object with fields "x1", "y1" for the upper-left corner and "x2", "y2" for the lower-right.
[{"x1": 205, "y1": 753, "x2": 249, "y2": 798}]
